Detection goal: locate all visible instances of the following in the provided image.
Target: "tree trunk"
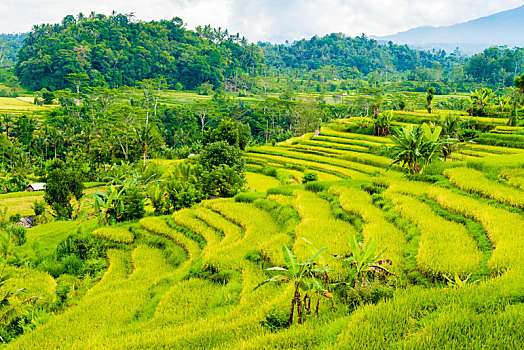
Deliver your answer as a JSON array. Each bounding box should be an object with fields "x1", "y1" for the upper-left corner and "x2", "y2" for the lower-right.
[{"x1": 289, "y1": 294, "x2": 296, "y2": 325}]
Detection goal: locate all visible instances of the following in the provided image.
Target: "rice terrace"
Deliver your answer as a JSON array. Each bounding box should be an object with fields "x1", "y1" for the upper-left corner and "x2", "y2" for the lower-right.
[{"x1": 0, "y1": 2, "x2": 523, "y2": 349}]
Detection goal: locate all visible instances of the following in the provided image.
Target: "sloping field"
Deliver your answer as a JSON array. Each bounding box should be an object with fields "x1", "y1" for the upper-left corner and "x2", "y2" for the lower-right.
[{"x1": 3, "y1": 126, "x2": 524, "y2": 349}]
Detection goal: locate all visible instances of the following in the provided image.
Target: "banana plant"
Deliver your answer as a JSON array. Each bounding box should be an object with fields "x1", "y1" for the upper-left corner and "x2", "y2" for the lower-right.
[
  {"x1": 86, "y1": 184, "x2": 126, "y2": 224},
  {"x1": 145, "y1": 182, "x2": 168, "y2": 215},
  {"x1": 254, "y1": 245, "x2": 330, "y2": 325},
  {"x1": 443, "y1": 273, "x2": 478, "y2": 289},
  {"x1": 388, "y1": 123, "x2": 443, "y2": 174},
  {"x1": 340, "y1": 234, "x2": 394, "y2": 284}
]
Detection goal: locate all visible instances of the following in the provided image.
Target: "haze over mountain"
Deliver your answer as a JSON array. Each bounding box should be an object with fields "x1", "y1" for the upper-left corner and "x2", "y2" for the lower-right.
[{"x1": 374, "y1": 4, "x2": 524, "y2": 55}]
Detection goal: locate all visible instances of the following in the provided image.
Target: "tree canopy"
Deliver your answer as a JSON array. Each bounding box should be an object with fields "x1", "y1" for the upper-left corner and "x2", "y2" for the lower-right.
[{"x1": 15, "y1": 13, "x2": 265, "y2": 91}]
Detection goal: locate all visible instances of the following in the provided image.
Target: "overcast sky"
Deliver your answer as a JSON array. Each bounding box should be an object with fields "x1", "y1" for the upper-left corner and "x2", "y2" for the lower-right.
[{"x1": 1, "y1": 0, "x2": 523, "y2": 42}]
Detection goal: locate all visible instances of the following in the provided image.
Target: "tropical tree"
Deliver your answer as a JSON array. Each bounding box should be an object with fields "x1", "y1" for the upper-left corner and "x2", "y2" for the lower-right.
[
  {"x1": 469, "y1": 88, "x2": 494, "y2": 116},
  {"x1": 44, "y1": 162, "x2": 84, "y2": 219},
  {"x1": 254, "y1": 245, "x2": 332, "y2": 325},
  {"x1": 388, "y1": 123, "x2": 443, "y2": 174},
  {"x1": 439, "y1": 113, "x2": 461, "y2": 161},
  {"x1": 372, "y1": 110, "x2": 392, "y2": 136},
  {"x1": 133, "y1": 123, "x2": 163, "y2": 167},
  {"x1": 426, "y1": 87, "x2": 436, "y2": 113}
]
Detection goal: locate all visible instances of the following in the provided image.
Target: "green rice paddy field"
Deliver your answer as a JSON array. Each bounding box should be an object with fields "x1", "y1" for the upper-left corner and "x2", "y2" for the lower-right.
[{"x1": 1, "y1": 122, "x2": 523, "y2": 349}]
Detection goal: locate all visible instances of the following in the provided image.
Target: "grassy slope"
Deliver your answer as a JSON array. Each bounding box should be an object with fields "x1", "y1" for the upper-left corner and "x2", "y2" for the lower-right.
[{"x1": 2, "y1": 118, "x2": 524, "y2": 348}]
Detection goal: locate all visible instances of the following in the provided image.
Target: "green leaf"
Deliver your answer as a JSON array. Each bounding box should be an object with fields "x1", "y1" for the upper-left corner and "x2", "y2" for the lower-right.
[
  {"x1": 305, "y1": 246, "x2": 326, "y2": 266},
  {"x1": 282, "y1": 245, "x2": 299, "y2": 276}
]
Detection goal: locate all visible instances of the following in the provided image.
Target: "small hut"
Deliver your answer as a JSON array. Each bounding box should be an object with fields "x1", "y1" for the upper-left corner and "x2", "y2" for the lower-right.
[{"x1": 26, "y1": 183, "x2": 46, "y2": 192}]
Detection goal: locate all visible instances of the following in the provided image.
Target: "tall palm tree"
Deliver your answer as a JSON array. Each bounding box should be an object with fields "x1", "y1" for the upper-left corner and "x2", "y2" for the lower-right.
[
  {"x1": 2, "y1": 114, "x2": 14, "y2": 138},
  {"x1": 133, "y1": 123, "x2": 162, "y2": 167}
]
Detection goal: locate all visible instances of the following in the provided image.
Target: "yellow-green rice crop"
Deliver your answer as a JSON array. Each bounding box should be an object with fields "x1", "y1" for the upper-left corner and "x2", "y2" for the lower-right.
[
  {"x1": 246, "y1": 155, "x2": 344, "y2": 181},
  {"x1": 203, "y1": 199, "x2": 290, "y2": 269},
  {"x1": 92, "y1": 227, "x2": 134, "y2": 244},
  {"x1": 330, "y1": 186, "x2": 406, "y2": 275},
  {"x1": 245, "y1": 172, "x2": 281, "y2": 192},
  {"x1": 426, "y1": 187, "x2": 524, "y2": 273},
  {"x1": 299, "y1": 139, "x2": 370, "y2": 152},
  {"x1": 249, "y1": 146, "x2": 384, "y2": 175},
  {"x1": 173, "y1": 208, "x2": 222, "y2": 247},
  {"x1": 2, "y1": 265, "x2": 56, "y2": 304},
  {"x1": 385, "y1": 193, "x2": 483, "y2": 278},
  {"x1": 464, "y1": 143, "x2": 524, "y2": 154},
  {"x1": 320, "y1": 127, "x2": 394, "y2": 144},
  {"x1": 444, "y1": 167, "x2": 524, "y2": 209},
  {"x1": 292, "y1": 190, "x2": 354, "y2": 279},
  {"x1": 499, "y1": 168, "x2": 524, "y2": 190},
  {"x1": 246, "y1": 153, "x2": 367, "y2": 180},
  {"x1": 140, "y1": 217, "x2": 201, "y2": 259}
]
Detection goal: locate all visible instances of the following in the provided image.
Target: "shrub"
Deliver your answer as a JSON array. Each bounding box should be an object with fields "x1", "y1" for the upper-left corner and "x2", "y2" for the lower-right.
[
  {"x1": 234, "y1": 192, "x2": 263, "y2": 203},
  {"x1": 32, "y1": 199, "x2": 46, "y2": 217},
  {"x1": 166, "y1": 181, "x2": 203, "y2": 210},
  {"x1": 337, "y1": 279, "x2": 395, "y2": 313},
  {"x1": 199, "y1": 141, "x2": 245, "y2": 171},
  {"x1": 61, "y1": 254, "x2": 84, "y2": 276},
  {"x1": 304, "y1": 181, "x2": 328, "y2": 193},
  {"x1": 9, "y1": 226, "x2": 26, "y2": 245},
  {"x1": 120, "y1": 186, "x2": 146, "y2": 221},
  {"x1": 201, "y1": 165, "x2": 246, "y2": 198},
  {"x1": 261, "y1": 308, "x2": 290, "y2": 331},
  {"x1": 302, "y1": 171, "x2": 319, "y2": 184}
]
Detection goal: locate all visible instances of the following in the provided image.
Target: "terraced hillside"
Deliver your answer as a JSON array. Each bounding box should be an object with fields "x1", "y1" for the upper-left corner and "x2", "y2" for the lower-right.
[{"x1": 2, "y1": 125, "x2": 524, "y2": 348}]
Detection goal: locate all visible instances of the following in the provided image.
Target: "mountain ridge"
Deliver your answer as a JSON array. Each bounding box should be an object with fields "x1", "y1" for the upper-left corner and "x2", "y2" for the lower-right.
[{"x1": 373, "y1": 5, "x2": 524, "y2": 54}]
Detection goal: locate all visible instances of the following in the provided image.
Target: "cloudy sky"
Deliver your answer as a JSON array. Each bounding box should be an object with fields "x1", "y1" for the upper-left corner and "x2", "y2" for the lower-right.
[{"x1": 1, "y1": 0, "x2": 523, "y2": 42}]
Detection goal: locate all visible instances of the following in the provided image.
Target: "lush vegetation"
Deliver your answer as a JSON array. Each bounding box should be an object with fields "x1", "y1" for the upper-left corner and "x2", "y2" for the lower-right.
[
  {"x1": 15, "y1": 14, "x2": 264, "y2": 91},
  {"x1": 0, "y1": 11, "x2": 523, "y2": 350}
]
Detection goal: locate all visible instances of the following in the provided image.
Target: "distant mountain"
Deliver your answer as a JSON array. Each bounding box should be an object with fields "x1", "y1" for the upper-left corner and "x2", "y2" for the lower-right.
[{"x1": 374, "y1": 5, "x2": 524, "y2": 55}]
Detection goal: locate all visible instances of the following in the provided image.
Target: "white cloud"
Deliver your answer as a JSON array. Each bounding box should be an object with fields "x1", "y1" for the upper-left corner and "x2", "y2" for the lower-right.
[{"x1": 0, "y1": 0, "x2": 522, "y2": 43}]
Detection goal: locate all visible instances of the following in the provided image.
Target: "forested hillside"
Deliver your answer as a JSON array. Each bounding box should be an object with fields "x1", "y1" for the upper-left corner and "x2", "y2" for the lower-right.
[
  {"x1": 0, "y1": 33, "x2": 26, "y2": 67},
  {"x1": 10, "y1": 13, "x2": 524, "y2": 93},
  {"x1": 260, "y1": 33, "x2": 450, "y2": 74},
  {"x1": 15, "y1": 13, "x2": 264, "y2": 91}
]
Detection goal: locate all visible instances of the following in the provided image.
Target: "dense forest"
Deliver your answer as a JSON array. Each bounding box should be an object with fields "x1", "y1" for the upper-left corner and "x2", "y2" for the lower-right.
[
  {"x1": 3, "y1": 13, "x2": 522, "y2": 93},
  {"x1": 260, "y1": 33, "x2": 451, "y2": 74},
  {"x1": 0, "y1": 33, "x2": 26, "y2": 67},
  {"x1": 14, "y1": 13, "x2": 264, "y2": 91}
]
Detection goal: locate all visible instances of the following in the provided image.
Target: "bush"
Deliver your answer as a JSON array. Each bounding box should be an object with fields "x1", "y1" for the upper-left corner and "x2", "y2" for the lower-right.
[
  {"x1": 44, "y1": 163, "x2": 84, "y2": 219},
  {"x1": 38, "y1": 258, "x2": 65, "y2": 278},
  {"x1": 8, "y1": 226, "x2": 26, "y2": 245},
  {"x1": 196, "y1": 82, "x2": 214, "y2": 95},
  {"x1": 261, "y1": 166, "x2": 278, "y2": 178},
  {"x1": 120, "y1": 186, "x2": 145, "y2": 221},
  {"x1": 304, "y1": 181, "x2": 328, "y2": 193},
  {"x1": 337, "y1": 279, "x2": 395, "y2": 313},
  {"x1": 201, "y1": 164, "x2": 246, "y2": 197},
  {"x1": 302, "y1": 171, "x2": 319, "y2": 184},
  {"x1": 9, "y1": 214, "x2": 21, "y2": 223},
  {"x1": 199, "y1": 141, "x2": 245, "y2": 171},
  {"x1": 166, "y1": 181, "x2": 203, "y2": 211},
  {"x1": 234, "y1": 192, "x2": 263, "y2": 203},
  {"x1": 32, "y1": 199, "x2": 46, "y2": 217},
  {"x1": 267, "y1": 187, "x2": 295, "y2": 196},
  {"x1": 261, "y1": 308, "x2": 290, "y2": 331},
  {"x1": 61, "y1": 254, "x2": 84, "y2": 276}
]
